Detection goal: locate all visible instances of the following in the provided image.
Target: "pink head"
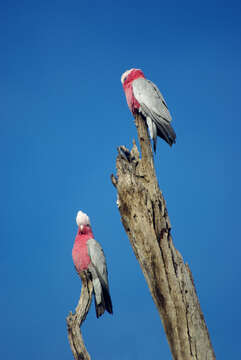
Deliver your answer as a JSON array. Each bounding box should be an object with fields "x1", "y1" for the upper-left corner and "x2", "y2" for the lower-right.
[{"x1": 121, "y1": 68, "x2": 145, "y2": 86}]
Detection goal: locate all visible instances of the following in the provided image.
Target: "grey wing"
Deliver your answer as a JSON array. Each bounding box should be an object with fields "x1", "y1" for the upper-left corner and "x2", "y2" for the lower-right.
[
  {"x1": 132, "y1": 77, "x2": 172, "y2": 123},
  {"x1": 87, "y1": 238, "x2": 109, "y2": 287},
  {"x1": 87, "y1": 238, "x2": 113, "y2": 317}
]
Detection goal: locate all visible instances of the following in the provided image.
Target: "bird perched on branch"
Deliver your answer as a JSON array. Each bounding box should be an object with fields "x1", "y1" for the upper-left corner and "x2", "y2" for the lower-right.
[
  {"x1": 72, "y1": 210, "x2": 113, "y2": 318},
  {"x1": 121, "y1": 68, "x2": 176, "y2": 151}
]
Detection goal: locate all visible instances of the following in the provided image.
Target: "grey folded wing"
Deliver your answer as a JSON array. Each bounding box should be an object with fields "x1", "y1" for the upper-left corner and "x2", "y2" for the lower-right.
[
  {"x1": 87, "y1": 238, "x2": 109, "y2": 288},
  {"x1": 132, "y1": 77, "x2": 172, "y2": 123}
]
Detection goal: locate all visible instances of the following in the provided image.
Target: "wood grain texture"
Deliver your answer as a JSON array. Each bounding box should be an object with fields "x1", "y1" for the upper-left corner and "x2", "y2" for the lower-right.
[
  {"x1": 111, "y1": 113, "x2": 215, "y2": 360},
  {"x1": 66, "y1": 272, "x2": 93, "y2": 360}
]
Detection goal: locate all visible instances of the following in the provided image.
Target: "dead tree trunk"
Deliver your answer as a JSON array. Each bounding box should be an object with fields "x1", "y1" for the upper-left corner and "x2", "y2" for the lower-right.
[
  {"x1": 66, "y1": 272, "x2": 93, "y2": 360},
  {"x1": 111, "y1": 113, "x2": 216, "y2": 360}
]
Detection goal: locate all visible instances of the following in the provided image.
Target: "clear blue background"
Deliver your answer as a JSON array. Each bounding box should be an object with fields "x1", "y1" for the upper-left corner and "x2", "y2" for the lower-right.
[{"x1": 1, "y1": 1, "x2": 241, "y2": 359}]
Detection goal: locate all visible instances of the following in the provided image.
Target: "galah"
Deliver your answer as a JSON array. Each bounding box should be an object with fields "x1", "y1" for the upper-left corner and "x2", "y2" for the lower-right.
[
  {"x1": 72, "y1": 210, "x2": 113, "y2": 318},
  {"x1": 121, "y1": 68, "x2": 176, "y2": 151}
]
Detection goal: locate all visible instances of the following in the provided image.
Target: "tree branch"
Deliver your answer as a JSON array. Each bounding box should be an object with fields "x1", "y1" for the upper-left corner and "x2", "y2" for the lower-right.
[
  {"x1": 111, "y1": 113, "x2": 216, "y2": 360},
  {"x1": 66, "y1": 272, "x2": 93, "y2": 360}
]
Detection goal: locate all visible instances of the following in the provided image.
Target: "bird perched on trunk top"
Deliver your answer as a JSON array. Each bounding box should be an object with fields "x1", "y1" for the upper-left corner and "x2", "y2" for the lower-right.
[
  {"x1": 72, "y1": 210, "x2": 113, "y2": 318},
  {"x1": 121, "y1": 68, "x2": 176, "y2": 151}
]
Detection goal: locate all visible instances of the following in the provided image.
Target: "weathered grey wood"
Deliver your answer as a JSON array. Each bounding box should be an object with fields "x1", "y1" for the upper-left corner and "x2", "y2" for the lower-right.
[
  {"x1": 66, "y1": 272, "x2": 93, "y2": 360},
  {"x1": 111, "y1": 113, "x2": 215, "y2": 360}
]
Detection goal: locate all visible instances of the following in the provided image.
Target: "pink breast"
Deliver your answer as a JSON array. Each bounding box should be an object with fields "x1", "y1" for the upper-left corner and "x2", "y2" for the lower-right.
[
  {"x1": 72, "y1": 239, "x2": 91, "y2": 273},
  {"x1": 124, "y1": 84, "x2": 140, "y2": 114}
]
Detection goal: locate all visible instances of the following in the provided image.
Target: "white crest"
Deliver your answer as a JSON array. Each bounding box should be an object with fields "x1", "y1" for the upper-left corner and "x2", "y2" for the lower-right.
[{"x1": 76, "y1": 210, "x2": 91, "y2": 227}]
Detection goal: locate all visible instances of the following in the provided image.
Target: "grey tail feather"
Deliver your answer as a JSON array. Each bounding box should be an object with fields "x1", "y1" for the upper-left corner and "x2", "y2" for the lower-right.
[
  {"x1": 156, "y1": 121, "x2": 176, "y2": 146},
  {"x1": 153, "y1": 135, "x2": 157, "y2": 153},
  {"x1": 95, "y1": 299, "x2": 105, "y2": 318},
  {"x1": 102, "y1": 285, "x2": 113, "y2": 315},
  {"x1": 153, "y1": 123, "x2": 157, "y2": 153},
  {"x1": 95, "y1": 284, "x2": 113, "y2": 318}
]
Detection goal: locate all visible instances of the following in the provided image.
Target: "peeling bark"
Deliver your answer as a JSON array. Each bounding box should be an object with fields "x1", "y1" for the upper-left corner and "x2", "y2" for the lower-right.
[
  {"x1": 111, "y1": 114, "x2": 215, "y2": 360},
  {"x1": 66, "y1": 272, "x2": 93, "y2": 360}
]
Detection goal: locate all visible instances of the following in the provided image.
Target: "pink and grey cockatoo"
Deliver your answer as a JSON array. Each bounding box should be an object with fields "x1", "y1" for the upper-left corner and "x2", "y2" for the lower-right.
[
  {"x1": 72, "y1": 210, "x2": 113, "y2": 318},
  {"x1": 121, "y1": 68, "x2": 176, "y2": 151}
]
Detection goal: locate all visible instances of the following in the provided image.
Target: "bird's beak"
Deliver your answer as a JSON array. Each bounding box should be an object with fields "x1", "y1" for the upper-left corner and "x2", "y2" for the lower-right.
[{"x1": 80, "y1": 225, "x2": 84, "y2": 231}]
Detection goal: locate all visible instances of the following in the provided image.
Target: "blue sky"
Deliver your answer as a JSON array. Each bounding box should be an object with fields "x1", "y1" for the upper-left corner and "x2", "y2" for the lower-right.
[{"x1": 1, "y1": 0, "x2": 241, "y2": 359}]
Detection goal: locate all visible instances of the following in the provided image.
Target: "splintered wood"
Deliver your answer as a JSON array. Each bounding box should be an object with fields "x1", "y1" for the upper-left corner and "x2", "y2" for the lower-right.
[{"x1": 111, "y1": 114, "x2": 215, "y2": 360}]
